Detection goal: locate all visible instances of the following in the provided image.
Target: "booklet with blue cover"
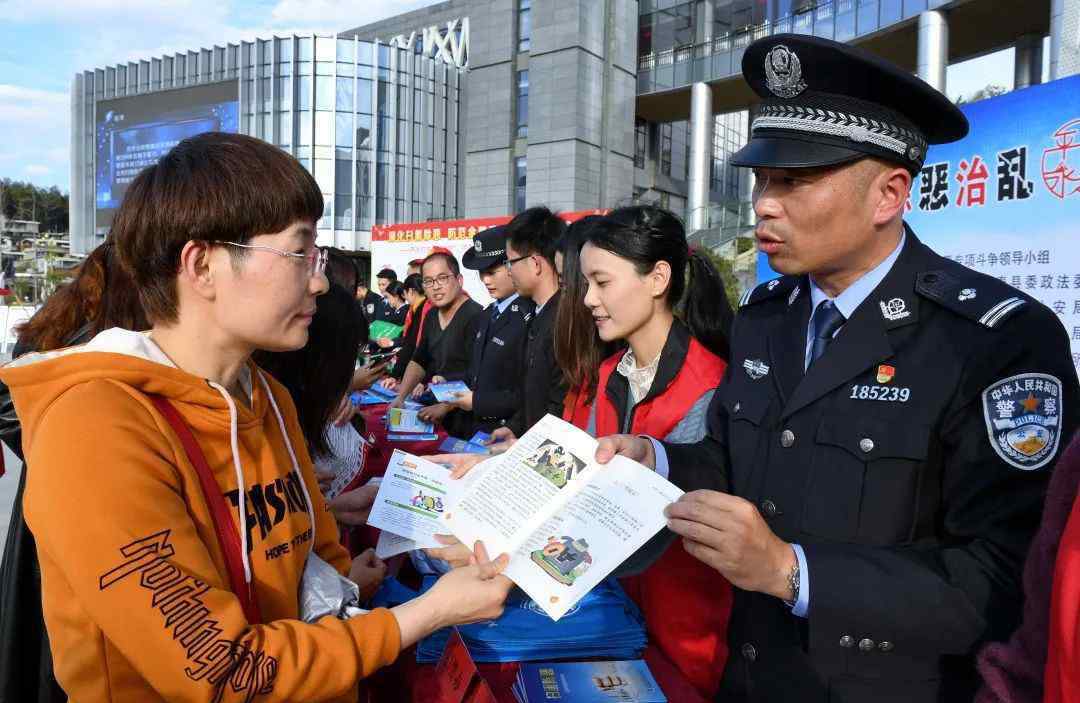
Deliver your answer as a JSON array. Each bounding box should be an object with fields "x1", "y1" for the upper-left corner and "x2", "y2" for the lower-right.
[
  {"x1": 387, "y1": 407, "x2": 435, "y2": 434},
  {"x1": 513, "y1": 660, "x2": 666, "y2": 703},
  {"x1": 429, "y1": 380, "x2": 470, "y2": 403},
  {"x1": 438, "y1": 436, "x2": 490, "y2": 454}
]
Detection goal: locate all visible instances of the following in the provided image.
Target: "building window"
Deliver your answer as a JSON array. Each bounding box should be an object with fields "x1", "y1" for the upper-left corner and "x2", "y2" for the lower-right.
[
  {"x1": 514, "y1": 157, "x2": 527, "y2": 213},
  {"x1": 518, "y1": 0, "x2": 531, "y2": 53},
  {"x1": 634, "y1": 119, "x2": 648, "y2": 169},
  {"x1": 659, "y1": 123, "x2": 673, "y2": 177},
  {"x1": 516, "y1": 70, "x2": 529, "y2": 138}
]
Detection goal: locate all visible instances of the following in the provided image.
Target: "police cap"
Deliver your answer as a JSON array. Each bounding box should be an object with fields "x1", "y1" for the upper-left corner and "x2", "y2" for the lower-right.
[
  {"x1": 731, "y1": 34, "x2": 968, "y2": 173},
  {"x1": 462, "y1": 225, "x2": 509, "y2": 270}
]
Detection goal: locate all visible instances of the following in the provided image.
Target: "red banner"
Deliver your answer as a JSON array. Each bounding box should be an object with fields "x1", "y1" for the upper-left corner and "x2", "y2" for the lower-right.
[{"x1": 370, "y1": 210, "x2": 608, "y2": 243}]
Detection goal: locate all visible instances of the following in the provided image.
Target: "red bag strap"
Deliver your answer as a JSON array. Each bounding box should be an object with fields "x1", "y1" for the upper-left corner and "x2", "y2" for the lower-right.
[{"x1": 149, "y1": 395, "x2": 262, "y2": 624}]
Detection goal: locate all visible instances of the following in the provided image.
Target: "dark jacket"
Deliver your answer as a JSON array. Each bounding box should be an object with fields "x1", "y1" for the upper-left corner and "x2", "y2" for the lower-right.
[
  {"x1": 0, "y1": 334, "x2": 80, "y2": 703},
  {"x1": 508, "y1": 291, "x2": 568, "y2": 437},
  {"x1": 463, "y1": 296, "x2": 534, "y2": 434},
  {"x1": 663, "y1": 228, "x2": 1080, "y2": 703}
]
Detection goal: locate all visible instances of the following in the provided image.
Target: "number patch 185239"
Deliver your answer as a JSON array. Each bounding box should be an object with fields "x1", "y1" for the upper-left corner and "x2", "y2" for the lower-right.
[{"x1": 850, "y1": 384, "x2": 911, "y2": 402}]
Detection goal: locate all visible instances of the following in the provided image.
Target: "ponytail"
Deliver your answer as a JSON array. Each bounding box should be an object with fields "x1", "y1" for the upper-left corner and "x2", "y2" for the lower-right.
[{"x1": 682, "y1": 249, "x2": 734, "y2": 360}]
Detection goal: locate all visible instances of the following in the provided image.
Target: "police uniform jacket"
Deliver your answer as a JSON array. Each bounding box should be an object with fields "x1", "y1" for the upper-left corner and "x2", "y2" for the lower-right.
[
  {"x1": 508, "y1": 291, "x2": 569, "y2": 437},
  {"x1": 663, "y1": 228, "x2": 1080, "y2": 703},
  {"x1": 464, "y1": 296, "x2": 534, "y2": 433}
]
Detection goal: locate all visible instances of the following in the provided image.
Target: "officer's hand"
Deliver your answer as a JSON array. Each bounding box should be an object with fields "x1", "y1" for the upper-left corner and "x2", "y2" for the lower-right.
[
  {"x1": 487, "y1": 427, "x2": 517, "y2": 454},
  {"x1": 427, "y1": 453, "x2": 485, "y2": 479},
  {"x1": 430, "y1": 375, "x2": 447, "y2": 385},
  {"x1": 595, "y1": 434, "x2": 655, "y2": 470},
  {"x1": 410, "y1": 382, "x2": 427, "y2": 399},
  {"x1": 665, "y1": 490, "x2": 796, "y2": 600},
  {"x1": 449, "y1": 390, "x2": 473, "y2": 411},
  {"x1": 418, "y1": 402, "x2": 452, "y2": 424}
]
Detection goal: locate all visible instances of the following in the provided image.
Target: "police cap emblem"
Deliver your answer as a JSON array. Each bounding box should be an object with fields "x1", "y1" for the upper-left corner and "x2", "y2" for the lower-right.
[
  {"x1": 764, "y1": 45, "x2": 807, "y2": 99},
  {"x1": 474, "y1": 240, "x2": 483, "y2": 252},
  {"x1": 982, "y1": 373, "x2": 1063, "y2": 470}
]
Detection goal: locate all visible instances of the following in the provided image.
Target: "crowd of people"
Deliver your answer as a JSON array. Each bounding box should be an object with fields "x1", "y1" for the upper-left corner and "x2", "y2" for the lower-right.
[{"x1": 0, "y1": 32, "x2": 1078, "y2": 703}]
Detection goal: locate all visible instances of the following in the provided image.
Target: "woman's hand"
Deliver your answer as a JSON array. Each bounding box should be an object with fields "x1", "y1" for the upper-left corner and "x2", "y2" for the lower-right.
[
  {"x1": 429, "y1": 375, "x2": 447, "y2": 386},
  {"x1": 425, "y1": 453, "x2": 485, "y2": 479},
  {"x1": 390, "y1": 541, "x2": 512, "y2": 647},
  {"x1": 351, "y1": 361, "x2": 389, "y2": 393},
  {"x1": 332, "y1": 394, "x2": 359, "y2": 427},
  {"x1": 348, "y1": 548, "x2": 387, "y2": 602},
  {"x1": 449, "y1": 390, "x2": 473, "y2": 411},
  {"x1": 418, "y1": 402, "x2": 452, "y2": 424},
  {"x1": 328, "y1": 481, "x2": 380, "y2": 526},
  {"x1": 423, "y1": 534, "x2": 473, "y2": 568},
  {"x1": 409, "y1": 382, "x2": 427, "y2": 400},
  {"x1": 380, "y1": 377, "x2": 399, "y2": 391},
  {"x1": 487, "y1": 427, "x2": 517, "y2": 454}
]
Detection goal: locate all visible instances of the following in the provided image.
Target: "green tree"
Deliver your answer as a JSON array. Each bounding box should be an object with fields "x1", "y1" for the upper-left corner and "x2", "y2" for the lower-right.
[
  {"x1": 956, "y1": 84, "x2": 1008, "y2": 105},
  {"x1": 0, "y1": 178, "x2": 69, "y2": 232}
]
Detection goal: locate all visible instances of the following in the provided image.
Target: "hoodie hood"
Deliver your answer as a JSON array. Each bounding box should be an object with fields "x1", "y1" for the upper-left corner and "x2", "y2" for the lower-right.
[{"x1": 2, "y1": 327, "x2": 267, "y2": 450}]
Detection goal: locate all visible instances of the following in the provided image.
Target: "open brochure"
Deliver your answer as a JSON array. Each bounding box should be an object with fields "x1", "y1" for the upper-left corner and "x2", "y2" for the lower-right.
[{"x1": 444, "y1": 414, "x2": 683, "y2": 621}]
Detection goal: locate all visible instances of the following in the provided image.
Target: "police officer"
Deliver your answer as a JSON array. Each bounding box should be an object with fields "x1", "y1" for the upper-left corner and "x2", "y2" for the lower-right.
[
  {"x1": 447, "y1": 225, "x2": 535, "y2": 435},
  {"x1": 597, "y1": 35, "x2": 1080, "y2": 702}
]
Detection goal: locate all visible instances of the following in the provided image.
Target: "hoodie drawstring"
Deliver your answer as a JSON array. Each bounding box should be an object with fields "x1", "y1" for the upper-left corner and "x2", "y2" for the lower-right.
[{"x1": 207, "y1": 371, "x2": 316, "y2": 592}]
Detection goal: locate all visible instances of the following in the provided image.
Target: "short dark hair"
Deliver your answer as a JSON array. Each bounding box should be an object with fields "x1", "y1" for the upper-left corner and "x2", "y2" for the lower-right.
[
  {"x1": 113, "y1": 132, "x2": 323, "y2": 324},
  {"x1": 421, "y1": 251, "x2": 461, "y2": 277},
  {"x1": 376, "y1": 268, "x2": 397, "y2": 282},
  {"x1": 403, "y1": 273, "x2": 425, "y2": 296},
  {"x1": 385, "y1": 281, "x2": 406, "y2": 300},
  {"x1": 505, "y1": 206, "x2": 566, "y2": 266}
]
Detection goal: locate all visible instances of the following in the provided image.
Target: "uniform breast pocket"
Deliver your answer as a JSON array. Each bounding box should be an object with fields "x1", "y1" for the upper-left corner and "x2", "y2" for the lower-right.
[
  {"x1": 801, "y1": 415, "x2": 929, "y2": 545},
  {"x1": 723, "y1": 391, "x2": 771, "y2": 473}
]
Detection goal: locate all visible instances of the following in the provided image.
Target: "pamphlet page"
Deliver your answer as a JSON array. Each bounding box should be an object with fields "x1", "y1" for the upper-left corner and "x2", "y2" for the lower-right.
[
  {"x1": 366, "y1": 450, "x2": 450, "y2": 551},
  {"x1": 442, "y1": 414, "x2": 683, "y2": 620},
  {"x1": 443, "y1": 415, "x2": 598, "y2": 558}
]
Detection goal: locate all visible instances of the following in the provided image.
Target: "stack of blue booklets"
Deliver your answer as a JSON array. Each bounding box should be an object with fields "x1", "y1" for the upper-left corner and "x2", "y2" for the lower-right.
[
  {"x1": 372, "y1": 577, "x2": 647, "y2": 663},
  {"x1": 513, "y1": 660, "x2": 666, "y2": 703}
]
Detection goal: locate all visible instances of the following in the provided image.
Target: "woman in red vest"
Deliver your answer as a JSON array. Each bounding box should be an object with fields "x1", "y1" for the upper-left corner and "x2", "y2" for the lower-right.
[{"x1": 572, "y1": 205, "x2": 735, "y2": 697}]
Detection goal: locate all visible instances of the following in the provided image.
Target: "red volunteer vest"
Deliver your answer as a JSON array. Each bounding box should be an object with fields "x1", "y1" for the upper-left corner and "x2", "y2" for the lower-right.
[{"x1": 593, "y1": 337, "x2": 732, "y2": 697}]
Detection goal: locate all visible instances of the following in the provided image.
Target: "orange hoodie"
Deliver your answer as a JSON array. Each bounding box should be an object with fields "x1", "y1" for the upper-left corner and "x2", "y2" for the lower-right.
[{"x1": 1, "y1": 328, "x2": 401, "y2": 702}]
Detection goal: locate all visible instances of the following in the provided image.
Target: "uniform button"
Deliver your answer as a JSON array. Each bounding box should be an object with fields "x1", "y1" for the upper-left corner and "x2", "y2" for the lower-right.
[
  {"x1": 878, "y1": 641, "x2": 894, "y2": 653},
  {"x1": 760, "y1": 499, "x2": 778, "y2": 518},
  {"x1": 741, "y1": 643, "x2": 757, "y2": 662},
  {"x1": 859, "y1": 438, "x2": 875, "y2": 453},
  {"x1": 733, "y1": 402, "x2": 741, "y2": 413},
  {"x1": 839, "y1": 635, "x2": 855, "y2": 648},
  {"x1": 780, "y1": 429, "x2": 795, "y2": 448},
  {"x1": 858, "y1": 638, "x2": 876, "y2": 652}
]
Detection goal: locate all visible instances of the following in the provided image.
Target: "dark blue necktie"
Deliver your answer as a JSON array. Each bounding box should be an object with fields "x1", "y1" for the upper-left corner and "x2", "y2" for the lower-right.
[{"x1": 809, "y1": 300, "x2": 846, "y2": 367}]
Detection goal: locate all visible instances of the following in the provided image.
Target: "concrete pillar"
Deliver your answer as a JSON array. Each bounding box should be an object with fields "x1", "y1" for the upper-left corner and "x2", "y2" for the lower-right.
[
  {"x1": 916, "y1": 10, "x2": 948, "y2": 92},
  {"x1": 1014, "y1": 34, "x2": 1044, "y2": 89},
  {"x1": 1050, "y1": 0, "x2": 1080, "y2": 80},
  {"x1": 696, "y1": 0, "x2": 715, "y2": 44},
  {"x1": 688, "y1": 81, "x2": 714, "y2": 233}
]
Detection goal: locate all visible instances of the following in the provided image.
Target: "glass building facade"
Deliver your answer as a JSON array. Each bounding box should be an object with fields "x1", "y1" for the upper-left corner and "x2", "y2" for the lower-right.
[{"x1": 71, "y1": 34, "x2": 464, "y2": 255}]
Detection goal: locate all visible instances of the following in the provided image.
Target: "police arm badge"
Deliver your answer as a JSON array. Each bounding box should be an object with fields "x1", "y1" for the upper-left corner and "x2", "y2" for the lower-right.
[{"x1": 982, "y1": 373, "x2": 1063, "y2": 470}]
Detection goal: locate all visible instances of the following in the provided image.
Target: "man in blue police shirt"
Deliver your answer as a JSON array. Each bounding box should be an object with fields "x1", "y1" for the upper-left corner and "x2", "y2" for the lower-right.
[
  {"x1": 447, "y1": 225, "x2": 534, "y2": 436},
  {"x1": 597, "y1": 35, "x2": 1080, "y2": 702}
]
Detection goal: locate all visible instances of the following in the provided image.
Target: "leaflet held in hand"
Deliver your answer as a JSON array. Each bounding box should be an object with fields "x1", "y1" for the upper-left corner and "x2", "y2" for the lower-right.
[
  {"x1": 366, "y1": 450, "x2": 451, "y2": 557},
  {"x1": 443, "y1": 414, "x2": 683, "y2": 621}
]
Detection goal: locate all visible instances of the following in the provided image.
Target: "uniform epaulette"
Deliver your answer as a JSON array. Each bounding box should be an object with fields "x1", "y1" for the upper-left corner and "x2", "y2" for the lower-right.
[
  {"x1": 915, "y1": 264, "x2": 1028, "y2": 329},
  {"x1": 739, "y1": 276, "x2": 799, "y2": 308}
]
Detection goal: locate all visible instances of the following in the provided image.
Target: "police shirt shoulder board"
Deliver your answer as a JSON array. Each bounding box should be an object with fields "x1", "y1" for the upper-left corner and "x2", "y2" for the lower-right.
[
  {"x1": 740, "y1": 276, "x2": 799, "y2": 308},
  {"x1": 915, "y1": 263, "x2": 1027, "y2": 329},
  {"x1": 982, "y1": 373, "x2": 1063, "y2": 470}
]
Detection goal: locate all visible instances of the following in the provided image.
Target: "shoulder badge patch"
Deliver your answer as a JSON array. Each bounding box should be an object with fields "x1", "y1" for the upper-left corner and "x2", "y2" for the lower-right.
[{"x1": 982, "y1": 373, "x2": 1063, "y2": 470}]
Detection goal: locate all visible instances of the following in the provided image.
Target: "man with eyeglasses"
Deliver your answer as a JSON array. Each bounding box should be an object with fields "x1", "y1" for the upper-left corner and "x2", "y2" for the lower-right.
[
  {"x1": 489, "y1": 206, "x2": 568, "y2": 448},
  {"x1": 390, "y1": 252, "x2": 483, "y2": 419}
]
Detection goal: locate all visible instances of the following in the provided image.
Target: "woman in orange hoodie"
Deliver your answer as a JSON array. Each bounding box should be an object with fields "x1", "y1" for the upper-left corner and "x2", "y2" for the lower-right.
[{"x1": 0, "y1": 132, "x2": 512, "y2": 703}]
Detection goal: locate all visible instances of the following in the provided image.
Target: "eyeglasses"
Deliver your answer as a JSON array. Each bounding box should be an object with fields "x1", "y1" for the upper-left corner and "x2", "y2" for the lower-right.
[
  {"x1": 216, "y1": 241, "x2": 328, "y2": 277},
  {"x1": 421, "y1": 273, "x2": 456, "y2": 289},
  {"x1": 504, "y1": 254, "x2": 532, "y2": 270}
]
